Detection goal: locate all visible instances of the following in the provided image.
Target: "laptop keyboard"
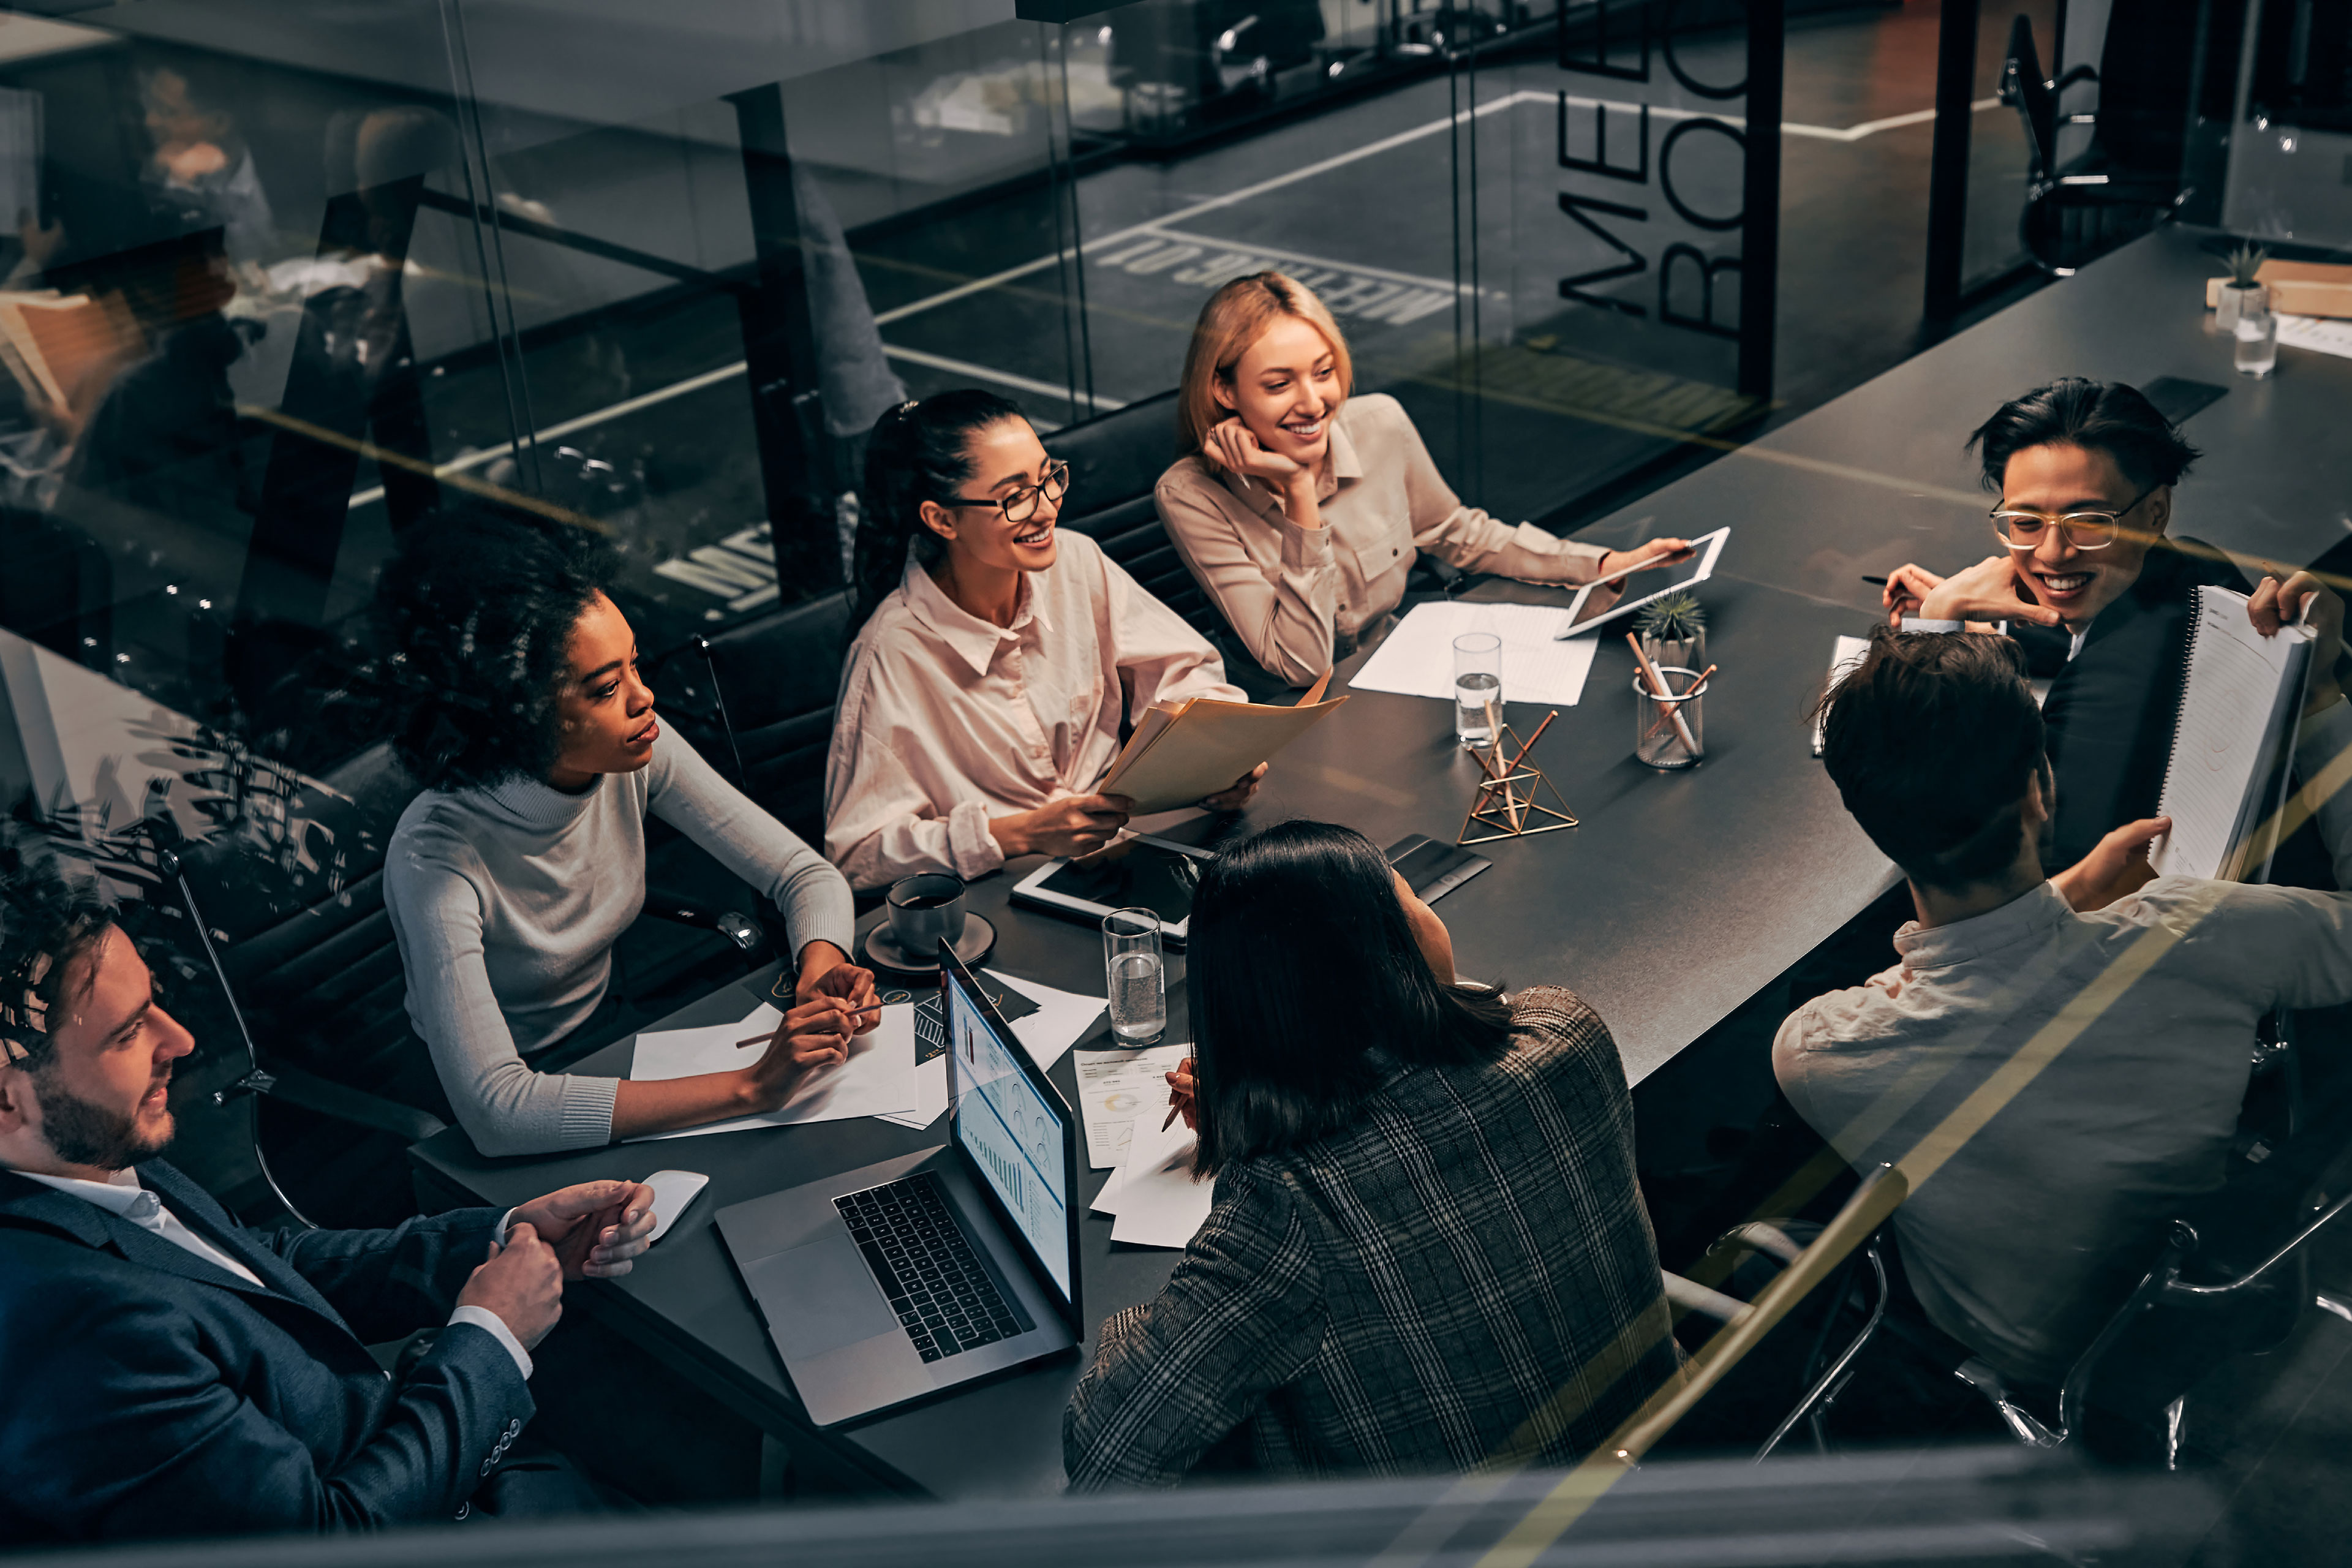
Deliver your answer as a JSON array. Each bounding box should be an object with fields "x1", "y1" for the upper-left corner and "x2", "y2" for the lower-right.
[{"x1": 836, "y1": 1173, "x2": 1031, "y2": 1363}]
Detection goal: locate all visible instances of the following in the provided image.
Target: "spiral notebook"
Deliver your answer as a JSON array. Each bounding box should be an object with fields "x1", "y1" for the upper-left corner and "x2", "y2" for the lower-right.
[{"x1": 2147, "y1": 586, "x2": 2313, "y2": 883}]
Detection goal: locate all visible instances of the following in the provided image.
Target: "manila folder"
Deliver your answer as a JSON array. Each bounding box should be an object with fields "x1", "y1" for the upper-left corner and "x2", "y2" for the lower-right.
[{"x1": 1098, "y1": 691, "x2": 1346, "y2": 814}]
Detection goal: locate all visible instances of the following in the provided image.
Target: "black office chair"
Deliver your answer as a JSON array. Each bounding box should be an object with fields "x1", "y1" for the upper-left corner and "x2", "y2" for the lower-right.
[
  {"x1": 2000, "y1": 3, "x2": 2193, "y2": 275},
  {"x1": 649, "y1": 590, "x2": 854, "y2": 855}
]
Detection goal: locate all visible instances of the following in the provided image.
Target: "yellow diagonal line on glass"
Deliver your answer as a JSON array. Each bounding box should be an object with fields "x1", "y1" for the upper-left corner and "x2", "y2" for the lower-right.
[{"x1": 237, "y1": 404, "x2": 608, "y2": 532}]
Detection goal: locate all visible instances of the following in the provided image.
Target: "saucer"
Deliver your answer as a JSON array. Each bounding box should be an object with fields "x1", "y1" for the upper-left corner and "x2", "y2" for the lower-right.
[{"x1": 859, "y1": 913, "x2": 997, "y2": 975}]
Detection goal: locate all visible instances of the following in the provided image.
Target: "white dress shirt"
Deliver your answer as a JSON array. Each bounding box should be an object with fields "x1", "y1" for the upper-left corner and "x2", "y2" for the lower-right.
[
  {"x1": 1774, "y1": 701, "x2": 2352, "y2": 1384},
  {"x1": 824, "y1": 529, "x2": 1243, "y2": 891},
  {"x1": 13, "y1": 1167, "x2": 533, "y2": 1379}
]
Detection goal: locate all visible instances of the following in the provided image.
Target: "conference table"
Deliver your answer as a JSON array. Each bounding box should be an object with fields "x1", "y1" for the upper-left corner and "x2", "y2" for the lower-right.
[{"x1": 410, "y1": 221, "x2": 2351, "y2": 1502}]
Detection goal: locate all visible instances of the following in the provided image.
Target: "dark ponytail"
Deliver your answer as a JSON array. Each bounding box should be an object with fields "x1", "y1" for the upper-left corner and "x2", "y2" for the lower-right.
[{"x1": 853, "y1": 389, "x2": 1026, "y2": 633}]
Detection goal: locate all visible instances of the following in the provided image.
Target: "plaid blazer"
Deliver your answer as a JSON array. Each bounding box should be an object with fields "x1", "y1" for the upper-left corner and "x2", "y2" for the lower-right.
[{"x1": 1064, "y1": 986, "x2": 1679, "y2": 1489}]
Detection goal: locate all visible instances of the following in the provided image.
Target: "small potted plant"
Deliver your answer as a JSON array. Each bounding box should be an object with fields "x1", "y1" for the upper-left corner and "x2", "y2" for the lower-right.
[
  {"x1": 2217, "y1": 241, "x2": 2267, "y2": 330},
  {"x1": 1635, "y1": 590, "x2": 1707, "y2": 682}
]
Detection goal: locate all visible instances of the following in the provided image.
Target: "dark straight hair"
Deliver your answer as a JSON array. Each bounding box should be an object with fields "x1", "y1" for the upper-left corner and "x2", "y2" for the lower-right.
[
  {"x1": 1814, "y1": 628, "x2": 2049, "y2": 891},
  {"x1": 1966, "y1": 377, "x2": 2201, "y2": 493},
  {"x1": 1185, "y1": 820, "x2": 1514, "y2": 1175},
  {"x1": 851, "y1": 390, "x2": 1028, "y2": 635}
]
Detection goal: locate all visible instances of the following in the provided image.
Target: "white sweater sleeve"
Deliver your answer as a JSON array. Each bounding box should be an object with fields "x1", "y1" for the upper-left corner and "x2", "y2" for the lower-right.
[
  {"x1": 644, "y1": 728, "x2": 857, "y2": 960},
  {"x1": 382, "y1": 824, "x2": 619, "y2": 1158}
]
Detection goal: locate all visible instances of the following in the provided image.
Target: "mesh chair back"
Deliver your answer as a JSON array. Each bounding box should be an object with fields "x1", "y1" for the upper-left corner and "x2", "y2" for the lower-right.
[
  {"x1": 1044, "y1": 390, "x2": 1227, "y2": 641},
  {"x1": 669, "y1": 589, "x2": 854, "y2": 848}
]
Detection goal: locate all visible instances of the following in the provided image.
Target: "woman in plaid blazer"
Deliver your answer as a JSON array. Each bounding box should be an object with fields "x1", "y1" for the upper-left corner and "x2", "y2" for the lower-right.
[{"x1": 1064, "y1": 821, "x2": 1681, "y2": 1488}]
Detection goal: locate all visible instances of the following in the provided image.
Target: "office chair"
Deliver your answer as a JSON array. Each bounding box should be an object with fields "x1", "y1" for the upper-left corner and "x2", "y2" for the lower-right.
[
  {"x1": 1634, "y1": 1164, "x2": 1912, "y2": 1464},
  {"x1": 1999, "y1": 9, "x2": 2190, "y2": 275}
]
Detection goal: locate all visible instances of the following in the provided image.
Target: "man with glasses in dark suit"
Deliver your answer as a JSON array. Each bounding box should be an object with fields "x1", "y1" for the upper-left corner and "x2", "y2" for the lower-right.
[
  {"x1": 1878, "y1": 377, "x2": 2255, "y2": 869},
  {"x1": 0, "y1": 838, "x2": 657, "y2": 1540}
]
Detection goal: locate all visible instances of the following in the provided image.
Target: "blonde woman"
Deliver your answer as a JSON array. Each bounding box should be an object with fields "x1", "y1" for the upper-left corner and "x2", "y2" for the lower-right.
[{"x1": 1154, "y1": 272, "x2": 1692, "y2": 686}]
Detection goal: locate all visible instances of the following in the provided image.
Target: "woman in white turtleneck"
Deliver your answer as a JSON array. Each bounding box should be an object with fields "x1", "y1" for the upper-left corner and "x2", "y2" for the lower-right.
[{"x1": 379, "y1": 513, "x2": 875, "y2": 1158}]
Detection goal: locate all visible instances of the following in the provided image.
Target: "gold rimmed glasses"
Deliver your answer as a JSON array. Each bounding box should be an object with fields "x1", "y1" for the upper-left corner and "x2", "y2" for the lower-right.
[
  {"x1": 946, "y1": 459, "x2": 1070, "y2": 524},
  {"x1": 1990, "y1": 484, "x2": 2158, "y2": 552}
]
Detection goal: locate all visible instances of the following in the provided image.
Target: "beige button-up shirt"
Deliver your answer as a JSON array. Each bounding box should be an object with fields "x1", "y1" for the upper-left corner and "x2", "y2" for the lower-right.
[
  {"x1": 1154, "y1": 393, "x2": 1610, "y2": 685},
  {"x1": 824, "y1": 530, "x2": 1243, "y2": 891}
]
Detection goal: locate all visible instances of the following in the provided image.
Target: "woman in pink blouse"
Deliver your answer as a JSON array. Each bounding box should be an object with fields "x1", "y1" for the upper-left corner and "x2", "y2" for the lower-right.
[
  {"x1": 1155, "y1": 272, "x2": 1694, "y2": 687},
  {"x1": 824, "y1": 391, "x2": 1264, "y2": 892}
]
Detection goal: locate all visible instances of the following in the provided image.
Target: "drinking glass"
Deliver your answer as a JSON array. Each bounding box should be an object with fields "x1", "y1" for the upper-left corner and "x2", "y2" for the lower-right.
[
  {"x1": 1632, "y1": 666, "x2": 1707, "y2": 769},
  {"x1": 2235, "y1": 286, "x2": 2277, "y2": 379},
  {"x1": 1453, "y1": 632, "x2": 1503, "y2": 750},
  {"x1": 1102, "y1": 907, "x2": 1166, "y2": 1045}
]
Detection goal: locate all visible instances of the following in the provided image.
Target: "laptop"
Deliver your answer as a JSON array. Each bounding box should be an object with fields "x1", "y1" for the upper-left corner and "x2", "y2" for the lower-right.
[{"x1": 716, "y1": 944, "x2": 1082, "y2": 1427}]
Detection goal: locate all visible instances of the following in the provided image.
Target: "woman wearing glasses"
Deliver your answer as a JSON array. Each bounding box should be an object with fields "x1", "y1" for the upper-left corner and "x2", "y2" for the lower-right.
[
  {"x1": 1879, "y1": 377, "x2": 2248, "y2": 866},
  {"x1": 826, "y1": 391, "x2": 1257, "y2": 892}
]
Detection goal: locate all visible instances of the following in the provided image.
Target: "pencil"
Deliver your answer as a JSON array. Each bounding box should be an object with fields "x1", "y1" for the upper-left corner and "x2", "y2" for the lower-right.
[
  {"x1": 1624, "y1": 633, "x2": 1702, "y2": 758},
  {"x1": 737, "y1": 1002, "x2": 885, "y2": 1047},
  {"x1": 1643, "y1": 665, "x2": 1717, "y2": 743},
  {"x1": 1508, "y1": 708, "x2": 1559, "y2": 769}
]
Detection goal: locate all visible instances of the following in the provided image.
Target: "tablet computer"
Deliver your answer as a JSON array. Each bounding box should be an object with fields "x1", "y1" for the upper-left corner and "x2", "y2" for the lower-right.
[
  {"x1": 1555, "y1": 527, "x2": 1729, "y2": 638},
  {"x1": 1008, "y1": 833, "x2": 1212, "y2": 944}
]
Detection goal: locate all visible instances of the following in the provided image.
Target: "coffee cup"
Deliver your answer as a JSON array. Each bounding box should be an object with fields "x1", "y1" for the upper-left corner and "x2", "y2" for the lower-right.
[{"x1": 885, "y1": 872, "x2": 966, "y2": 962}]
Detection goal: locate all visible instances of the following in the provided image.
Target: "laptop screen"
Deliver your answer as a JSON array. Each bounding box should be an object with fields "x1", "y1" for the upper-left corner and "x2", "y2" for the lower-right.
[{"x1": 944, "y1": 962, "x2": 1075, "y2": 1302}]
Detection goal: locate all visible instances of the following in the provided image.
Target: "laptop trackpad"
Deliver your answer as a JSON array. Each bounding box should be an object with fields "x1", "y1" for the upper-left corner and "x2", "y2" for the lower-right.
[{"x1": 741, "y1": 1232, "x2": 890, "y2": 1360}]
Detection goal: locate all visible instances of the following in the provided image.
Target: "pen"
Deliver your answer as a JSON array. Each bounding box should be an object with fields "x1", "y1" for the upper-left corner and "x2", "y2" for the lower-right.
[
  {"x1": 1861, "y1": 575, "x2": 1889, "y2": 586},
  {"x1": 737, "y1": 1002, "x2": 886, "y2": 1047},
  {"x1": 1624, "y1": 633, "x2": 1702, "y2": 756}
]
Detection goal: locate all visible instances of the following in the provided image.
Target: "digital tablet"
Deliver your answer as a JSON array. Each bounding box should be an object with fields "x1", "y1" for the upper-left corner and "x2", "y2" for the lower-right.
[
  {"x1": 1008, "y1": 833, "x2": 1213, "y2": 944},
  {"x1": 1555, "y1": 527, "x2": 1730, "y2": 638}
]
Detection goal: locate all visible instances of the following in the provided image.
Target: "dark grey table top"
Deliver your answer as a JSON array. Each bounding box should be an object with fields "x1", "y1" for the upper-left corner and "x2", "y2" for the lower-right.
[
  {"x1": 409, "y1": 221, "x2": 2347, "y2": 1502},
  {"x1": 1569, "y1": 225, "x2": 2352, "y2": 611}
]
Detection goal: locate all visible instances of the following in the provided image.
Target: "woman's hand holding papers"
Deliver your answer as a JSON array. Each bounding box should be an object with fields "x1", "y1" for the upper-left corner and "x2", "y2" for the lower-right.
[
  {"x1": 1200, "y1": 763, "x2": 1268, "y2": 813},
  {"x1": 990, "y1": 793, "x2": 1136, "y2": 859}
]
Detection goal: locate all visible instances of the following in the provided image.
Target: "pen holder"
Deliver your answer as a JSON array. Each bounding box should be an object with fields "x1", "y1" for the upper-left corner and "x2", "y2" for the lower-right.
[{"x1": 1632, "y1": 667, "x2": 1708, "y2": 769}]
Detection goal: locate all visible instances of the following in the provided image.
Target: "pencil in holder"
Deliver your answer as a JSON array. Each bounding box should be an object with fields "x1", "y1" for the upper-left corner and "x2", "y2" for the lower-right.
[{"x1": 1632, "y1": 666, "x2": 1708, "y2": 769}]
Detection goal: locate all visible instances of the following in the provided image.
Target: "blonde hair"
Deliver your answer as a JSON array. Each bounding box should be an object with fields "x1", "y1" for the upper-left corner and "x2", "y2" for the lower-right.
[{"x1": 1175, "y1": 272, "x2": 1354, "y2": 454}]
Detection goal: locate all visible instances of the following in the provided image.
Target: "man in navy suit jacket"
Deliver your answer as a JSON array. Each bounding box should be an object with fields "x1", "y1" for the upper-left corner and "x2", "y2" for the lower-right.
[{"x1": 0, "y1": 846, "x2": 658, "y2": 1540}]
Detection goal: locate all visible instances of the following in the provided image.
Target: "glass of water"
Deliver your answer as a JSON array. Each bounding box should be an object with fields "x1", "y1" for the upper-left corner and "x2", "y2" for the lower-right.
[
  {"x1": 2234, "y1": 285, "x2": 2278, "y2": 379},
  {"x1": 1102, "y1": 907, "x2": 1166, "y2": 1045},
  {"x1": 1453, "y1": 632, "x2": 1503, "y2": 750}
]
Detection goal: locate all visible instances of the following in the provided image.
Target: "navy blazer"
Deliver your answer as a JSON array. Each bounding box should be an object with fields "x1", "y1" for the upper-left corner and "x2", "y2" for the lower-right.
[
  {"x1": 0, "y1": 1160, "x2": 533, "y2": 1541},
  {"x1": 2018, "y1": 540, "x2": 2250, "y2": 869}
]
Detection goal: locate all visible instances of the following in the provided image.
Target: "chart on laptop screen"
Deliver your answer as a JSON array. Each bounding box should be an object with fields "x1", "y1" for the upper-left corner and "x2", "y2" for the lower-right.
[{"x1": 949, "y1": 981, "x2": 1072, "y2": 1297}]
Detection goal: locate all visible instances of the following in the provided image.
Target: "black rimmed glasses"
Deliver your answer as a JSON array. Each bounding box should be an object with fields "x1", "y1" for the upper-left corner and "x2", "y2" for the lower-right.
[
  {"x1": 946, "y1": 459, "x2": 1069, "y2": 524},
  {"x1": 1991, "y1": 484, "x2": 2158, "y2": 552}
]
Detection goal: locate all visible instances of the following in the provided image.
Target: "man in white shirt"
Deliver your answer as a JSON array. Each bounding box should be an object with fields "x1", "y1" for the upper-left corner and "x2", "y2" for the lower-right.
[
  {"x1": 1777, "y1": 572, "x2": 2352, "y2": 1393},
  {"x1": 0, "y1": 842, "x2": 658, "y2": 1540}
]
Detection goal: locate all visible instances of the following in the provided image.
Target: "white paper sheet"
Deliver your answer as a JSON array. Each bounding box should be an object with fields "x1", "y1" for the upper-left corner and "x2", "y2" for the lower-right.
[
  {"x1": 1107, "y1": 1109, "x2": 1215, "y2": 1248},
  {"x1": 1075, "y1": 1044, "x2": 1190, "y2": 1169},
  {"x1": 1090, "y1": 1159, "x2": 1126, "y2": 1216},
  {"x1": 1348, "y1": 601, "x2": 1600, "y2": 707},
  {"x1": 626, "y1": 1001, "x2": 917, "y2": 1140},
  {"x1": 2277, "y1": 313, "x2": 2352, "y2": 360},
  {"x1": 874, "y1": 970, "x2": 1109, "y2": 1131}
]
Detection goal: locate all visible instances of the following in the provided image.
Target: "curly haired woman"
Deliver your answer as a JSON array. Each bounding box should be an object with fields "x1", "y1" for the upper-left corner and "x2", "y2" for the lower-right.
[{"x1": 378, "y1": 509, "x2": 872, "y2": 1157}]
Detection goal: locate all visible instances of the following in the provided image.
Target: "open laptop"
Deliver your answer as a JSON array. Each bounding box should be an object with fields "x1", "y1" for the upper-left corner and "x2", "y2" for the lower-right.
[{"x1": 716, "y1": 945, "x2": 1082, "y2": 1427}]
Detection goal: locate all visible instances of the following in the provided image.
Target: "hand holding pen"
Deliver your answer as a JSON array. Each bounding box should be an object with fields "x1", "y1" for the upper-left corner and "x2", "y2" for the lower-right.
[
  {"x1": 731, "y1": 997, "x2": 874, "y2": 1112},
  {"x1": 1162, "y1": 1055, "x2": 1198, "y2": 1133}
]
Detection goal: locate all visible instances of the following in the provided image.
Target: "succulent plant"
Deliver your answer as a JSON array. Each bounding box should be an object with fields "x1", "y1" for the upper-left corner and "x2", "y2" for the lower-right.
[
  {"x1": 1635, "y1": 590, "x2": 1708, "y2": 643},
  {"x1": 2227, "y1": 241, "x2": 2268, "y2": 288}
]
